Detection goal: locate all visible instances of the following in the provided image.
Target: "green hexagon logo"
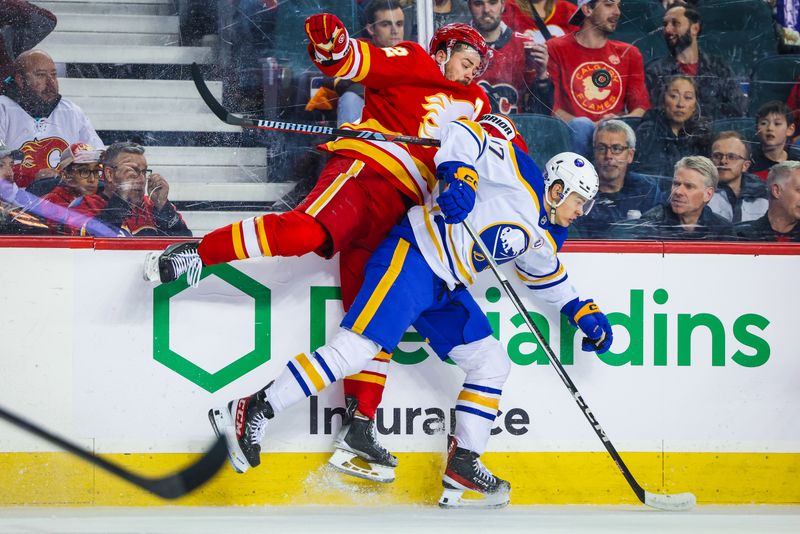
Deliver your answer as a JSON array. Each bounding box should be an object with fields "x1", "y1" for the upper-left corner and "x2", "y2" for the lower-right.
[{"x1": 153, "y1": 264, "x2": 270, "y2": 392}]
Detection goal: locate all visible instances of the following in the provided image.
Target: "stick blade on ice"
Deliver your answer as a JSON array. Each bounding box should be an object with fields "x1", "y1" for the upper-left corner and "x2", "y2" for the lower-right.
[{"x1": 643, "y1": 490, "x2": 697, "y2": 511}]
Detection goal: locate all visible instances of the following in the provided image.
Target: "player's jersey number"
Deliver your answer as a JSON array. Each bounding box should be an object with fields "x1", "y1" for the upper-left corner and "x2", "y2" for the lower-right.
[{"x1": 382, "y1": 46, "x2": 410, "y2": 58}]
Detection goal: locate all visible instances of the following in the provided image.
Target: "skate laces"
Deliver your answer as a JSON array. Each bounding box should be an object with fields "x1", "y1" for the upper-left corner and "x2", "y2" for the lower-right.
[
  {"x1": 473, "y1": 457, "x2": 496, "y2": 485},
  {"x1": 247, "y1": 411, "x2": 269, "y2": 445},
  {"x1": 172, "y1": 249, "x2": 202, "y2": 288},
  {"x1": 367, "y1": 420, "x2": 392, "y2": 457}
]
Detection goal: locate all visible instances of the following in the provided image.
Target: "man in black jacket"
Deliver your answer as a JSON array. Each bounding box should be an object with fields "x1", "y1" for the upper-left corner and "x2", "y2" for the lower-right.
[
  {"x1": 645, "y1": 2, "x2": 746, "y2": 120},
  {"x1": 736, "y1": 161, "x2": 800, "y2": 242}
]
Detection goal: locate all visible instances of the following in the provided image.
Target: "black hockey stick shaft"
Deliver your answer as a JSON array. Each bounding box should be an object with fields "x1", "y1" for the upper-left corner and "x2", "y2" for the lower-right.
[
  {"x1": 191, "y1": 63, "x2": 441, "y2": 147},
  {"x1": 0, "y1": 404, "x2": 228, "y2": 499},
  {"x1": 461, "y1": 220, "x2": 648, "y2": 503}
]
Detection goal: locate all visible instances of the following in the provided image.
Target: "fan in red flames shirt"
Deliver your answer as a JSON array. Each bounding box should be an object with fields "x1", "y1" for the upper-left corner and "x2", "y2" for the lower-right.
[{"x1": 502, "y1": 0, "x2": 578, "y2": 43}]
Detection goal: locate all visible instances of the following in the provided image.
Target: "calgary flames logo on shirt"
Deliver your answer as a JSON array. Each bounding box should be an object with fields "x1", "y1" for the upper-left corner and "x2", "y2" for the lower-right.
[
  {"x1": 15, "y1": 137, "x2": 69, "y2": 187},
  {"x1": 569, "y1": 61, "x2": 623, "y2": 116},
  {"x1": 418, "y1": 93, "x2": 484, "y2": 139}
]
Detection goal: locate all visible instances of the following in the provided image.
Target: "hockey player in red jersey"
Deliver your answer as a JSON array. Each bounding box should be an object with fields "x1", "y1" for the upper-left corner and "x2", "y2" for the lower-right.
[{"x1": 144, "y1": 14, "x2": 492, "y2": 481}]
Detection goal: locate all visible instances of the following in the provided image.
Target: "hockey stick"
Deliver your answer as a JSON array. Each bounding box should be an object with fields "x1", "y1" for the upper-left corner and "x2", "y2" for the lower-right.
[
  {"x1": 461, "y1": 220, "x2": 696, "y2": 511},
  {"x1": 191, "y1": 63, "x2": 441, "y2": 147},
  {"x1": 0, "y1": 404, "x2": 228, "y2": 500}
]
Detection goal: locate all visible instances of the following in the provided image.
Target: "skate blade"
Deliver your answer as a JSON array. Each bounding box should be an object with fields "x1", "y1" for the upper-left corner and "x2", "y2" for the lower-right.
[
  {"x1": 438, "y1": 487, "x2": 510, "y2": 509},
  {"x1": 143, "y1": 252, "x2": 161, "y2": 282},
  {"x1": 208, "y1": 407, "x2": 250, "y2": 474},
  {"x1": 327, "y1": 448, "x2": 395, "y2": 483}
]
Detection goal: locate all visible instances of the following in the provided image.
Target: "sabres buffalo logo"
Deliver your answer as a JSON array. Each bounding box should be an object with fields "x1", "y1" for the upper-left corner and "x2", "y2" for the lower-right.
[
  {"x1": 470, "y1": 223, "x2": 531, "y2": 272},
  {"x1": 569, "y1": 61, "x2": 623, "y2": 116}
]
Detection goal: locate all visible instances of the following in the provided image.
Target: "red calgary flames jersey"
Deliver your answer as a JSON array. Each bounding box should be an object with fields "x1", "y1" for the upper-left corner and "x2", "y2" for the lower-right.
[
  {"x1": 313, "y1": 40, "x2": 490, "y2": 204},
  {"x1": 476, "y1": 29, "x2": 537, "y2": 115},
  {"x1": 547, "y1": 34, "x2": 650, "y2": 119},
  {"x1": 502, "y1": 0, "x2": 578, "y2": 44}
]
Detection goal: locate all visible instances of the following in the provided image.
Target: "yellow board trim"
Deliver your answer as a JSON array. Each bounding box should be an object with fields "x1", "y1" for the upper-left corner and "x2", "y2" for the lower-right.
[
  {"x1": 1, "y1": 452, "x2": 797, "y2": 505},
  {"x1": 255, "y1": 216, "x2": 272, "y2": 257},
  {"x1": 351, "y1": 239, "x2": 409, "y2": 334},
  {"x1": 457, "y1": 390, "x2": 500, "y2": 410},
  {"x1": 231, "y1": 222, "x2": 247, "y2": 260},
  {"x1": 346, "y1": 372, "x2": 387, "y2": 386}
]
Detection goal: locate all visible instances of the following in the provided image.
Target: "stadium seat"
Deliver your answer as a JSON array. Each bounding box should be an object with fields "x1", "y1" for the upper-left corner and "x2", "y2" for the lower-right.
[
  {"x1": 712, "y1": 117, "x2": 756, "y2": 141},
  {"x1": 617, "y1": 116, "x2": 643, "y2": 131},
  {"x1": 747, "y1": 55, "x2": 800, "y2": 117},
  {"x1": 512, "y1": 114, "x2": 573, "y2": 169},
  {"x1": 697, "y1": 0, "x2": 780, "y2": 78}
]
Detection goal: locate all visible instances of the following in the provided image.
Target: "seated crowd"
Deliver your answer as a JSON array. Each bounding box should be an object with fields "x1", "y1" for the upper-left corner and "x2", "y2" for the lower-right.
[{"x1": 0, "y1": 0, "x2": 798, "y2": 241}]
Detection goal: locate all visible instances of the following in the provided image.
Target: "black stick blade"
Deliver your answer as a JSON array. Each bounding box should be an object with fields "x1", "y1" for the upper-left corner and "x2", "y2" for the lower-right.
[{"x1": 191, "y1": 62, "x2": 243, "y2": 126}]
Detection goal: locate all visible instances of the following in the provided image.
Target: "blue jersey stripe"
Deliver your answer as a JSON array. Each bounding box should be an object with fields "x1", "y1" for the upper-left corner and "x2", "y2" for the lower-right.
[
  {"x1": 455, "y1": 405, "x2": 496, "y2": 421},
  {"x1": 463, "y1": 382, "x2": 502, "y2": 395},
  {"x1": 287, "y1": 361, "x2": 312, "y2": 397},
  {"x1": 313, "y1": 352, "x2": 336, "y2": 383},
  {"x1": 517, "y1": 258, "x2": 561, "y2": 280},
  {"x1": 527, "y1": 273, "x2": 569, "y2": 290},
  {"x1": 454, "y1": 120, "x2": 486, "y2": 158}
]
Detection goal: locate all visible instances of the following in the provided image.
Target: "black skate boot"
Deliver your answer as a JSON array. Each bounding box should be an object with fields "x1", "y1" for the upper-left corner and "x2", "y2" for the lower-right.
[
  {"x1": 208, "y1": 382, "x2": 274, "y2": 474},
  {"x1": 143, "y1": 241, "x2": 203, "y2": 287},
  {"x1": 327, "y1": 396, "x2": 398, "y2": 483},
  {"x1": 439, "y1": 435, "x2": 511, "y2": 508}
]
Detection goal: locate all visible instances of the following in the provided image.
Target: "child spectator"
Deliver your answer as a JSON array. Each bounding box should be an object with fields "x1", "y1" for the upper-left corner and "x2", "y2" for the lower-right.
[
  {"x1": 751, "y1": 101, "x2": 800, "y2": 181},
  {"x1": 41, "y1": 143, "x2": 103, "y2": 233},
  {"x1": 0, "y1": 139, "x2": 46, "y2": 234},
  {"x1": 633, "y1": 75, "x2": 711, "y2": 177},
  {"x1": 736, "y1": 160, "x2": 800, "y2": 242}
]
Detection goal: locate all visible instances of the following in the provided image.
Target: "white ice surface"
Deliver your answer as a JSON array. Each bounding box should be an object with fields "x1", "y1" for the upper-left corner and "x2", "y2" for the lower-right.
[{"x1": 0, "y1": 506, "x2": 798, "y2": 534}]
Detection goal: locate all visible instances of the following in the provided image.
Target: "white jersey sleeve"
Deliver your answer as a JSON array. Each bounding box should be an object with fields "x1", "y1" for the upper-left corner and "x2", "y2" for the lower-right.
[
  {"x1": 514, "y1": 250, "x2": 579, "y2": 312},
  {"x1": 433, "y1": 119, "x2": 488, "y2": 170}
]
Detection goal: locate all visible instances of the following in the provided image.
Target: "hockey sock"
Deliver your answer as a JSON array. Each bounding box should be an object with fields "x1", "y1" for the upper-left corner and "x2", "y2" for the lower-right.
[
  {"x1": 342, "y1": 351, "x2": 392, "y2": 419},
  {"x1": 266, "y1": 330, "x2": 381, "y2": 414},
  {"x1": 197, "y1": 211, "x2": 329, "y2": 266},
  {"x1": 447, "y1": 337, "x2": 511, "y2": 456}
]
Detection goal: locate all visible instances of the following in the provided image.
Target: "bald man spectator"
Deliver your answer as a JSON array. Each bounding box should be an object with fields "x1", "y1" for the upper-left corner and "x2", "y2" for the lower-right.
[
  {"x1": 0, "y1": 49, "x2": 103, "y2": 189},
  {"x1": 0, "y1": 1, "x2": 56, "y2": 94}
]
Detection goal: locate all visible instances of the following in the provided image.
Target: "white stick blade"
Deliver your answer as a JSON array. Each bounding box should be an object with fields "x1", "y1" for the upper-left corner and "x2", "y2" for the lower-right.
[{"x1": 644, "y1": 490, "x2": 697, "y2": 511}]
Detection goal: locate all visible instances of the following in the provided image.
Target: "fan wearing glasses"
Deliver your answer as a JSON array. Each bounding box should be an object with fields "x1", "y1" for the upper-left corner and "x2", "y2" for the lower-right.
[
  {"x1": 69, "y1": 142, "x2": 191, "y2": 237},
  {"x1": 40, "y1": 143, "x2": 104, "y2": 234},
  {"x1": 706, "y1": 131, "x2": 768, "y2": 225},
  {"x1": 571, "y1": 119, "x2": 665, "y2": 238}
]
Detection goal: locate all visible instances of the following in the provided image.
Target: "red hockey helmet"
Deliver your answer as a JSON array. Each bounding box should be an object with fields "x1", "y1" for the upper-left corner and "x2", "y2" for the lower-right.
[
  {"x1": 478, "y1": 113, "x2": 529, "y2": 154},
  {"x1": 428, "y1": 23, "x2": 492, "y2": 77}
]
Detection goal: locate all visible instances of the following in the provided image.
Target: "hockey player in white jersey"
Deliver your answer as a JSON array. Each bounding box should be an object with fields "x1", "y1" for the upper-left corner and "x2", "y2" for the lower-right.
[{"x1": 208, "y1": 117, "x2": 613, "y2": 508}]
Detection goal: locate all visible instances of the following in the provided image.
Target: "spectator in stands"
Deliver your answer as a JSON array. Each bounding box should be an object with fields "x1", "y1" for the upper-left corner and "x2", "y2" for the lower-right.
[
  {"x1": 571, "y1": 119, "x2": 664, "y2": 238},
  {"x1": 707, "y1": 131, "x2": 768, "y2": 224},
  {"x1": 645, "y1": 2, "x2": 746, "y2": 120},
  {"x1": 0, "y1": 1, "x2": 56, "y2": 95},
  {"x1": 0, "y1": 50, "x2": 103, "y2": 190},
  {"x1": 501, "y1": 0, "x2": 578, "y2": 43},
  {"x1": 736, "y1": 161, "x2": 800, "y2": 242},
  {"x1": 0, "y1": 139, "x2": 46, "y2": 234},
  {"x1": 633, "y1": 75, "x2": 711, "y2": 177},
  {"x1": 467, "y1": 0, "x2": 553, "y2": 114},
  {"x1": 613, "y1": 155, "x2": 735, "y2": 240},
  {"x1": 546, "y1": 0, "x2": 650, "y2": 157},
  {"x1": 434, "y1": 0, "x2": 471, "y2": 28},
  {"x1": 40, "y1": 143, "x2": 103, "y2": 234},
  {"x1": 750, "y1": 101, "x2": 800, "y2": 180},
  {"x1": 69, "y1": 142, "x2": 191, "y2": 237}
]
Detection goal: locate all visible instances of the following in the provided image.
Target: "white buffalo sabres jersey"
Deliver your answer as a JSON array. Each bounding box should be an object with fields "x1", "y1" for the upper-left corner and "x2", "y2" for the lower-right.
[{"x1": 406, "y1": 119, "x2": 580, "y2": 311}]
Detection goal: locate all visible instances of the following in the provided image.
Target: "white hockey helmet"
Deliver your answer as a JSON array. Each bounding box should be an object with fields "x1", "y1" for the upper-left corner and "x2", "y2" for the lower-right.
[{"x1": 543, "y1": 152, "x2": 599, "y2": 220}]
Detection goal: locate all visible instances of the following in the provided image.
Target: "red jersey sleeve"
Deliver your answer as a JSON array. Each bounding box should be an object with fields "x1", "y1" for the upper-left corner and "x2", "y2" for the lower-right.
[
  {"x1": 311, "y1": 40, "x2": 436, "y2": 90},
  {"x1": 623, "y1": 45, "x2": 650, "y2": 112}
]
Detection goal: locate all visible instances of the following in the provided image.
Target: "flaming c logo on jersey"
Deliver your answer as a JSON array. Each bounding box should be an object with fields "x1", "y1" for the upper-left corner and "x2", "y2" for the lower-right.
[
  {"x1": 569, "y1": 61, "x2": 623, "y2": 116},
  {"x1": 15, "y1": 137, "x2": 69, "y2": 187},
  {"x1": 418, "y1": 93, "x2": 484, "y2": 139}
]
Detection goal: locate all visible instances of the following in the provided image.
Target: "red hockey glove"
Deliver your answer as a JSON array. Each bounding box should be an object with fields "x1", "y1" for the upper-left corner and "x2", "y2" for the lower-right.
[{"x1": 305, "y1": 13, "x2": 350, "y2": 63}]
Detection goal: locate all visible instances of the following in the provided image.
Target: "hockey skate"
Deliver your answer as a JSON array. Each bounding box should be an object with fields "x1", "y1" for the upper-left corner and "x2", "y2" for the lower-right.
[
  {"x1": 143, "y1": 241, "x2": 203, "y2": 287},
  {"x1": 327, "y1": 397, "x2": 398, "y2": 483},
  {"x1": 208, "y1": 383, "x2": 274, "y2": 474},
  {"x1": 438, "y1": 435, "x2": 511, "y2": 509}
]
